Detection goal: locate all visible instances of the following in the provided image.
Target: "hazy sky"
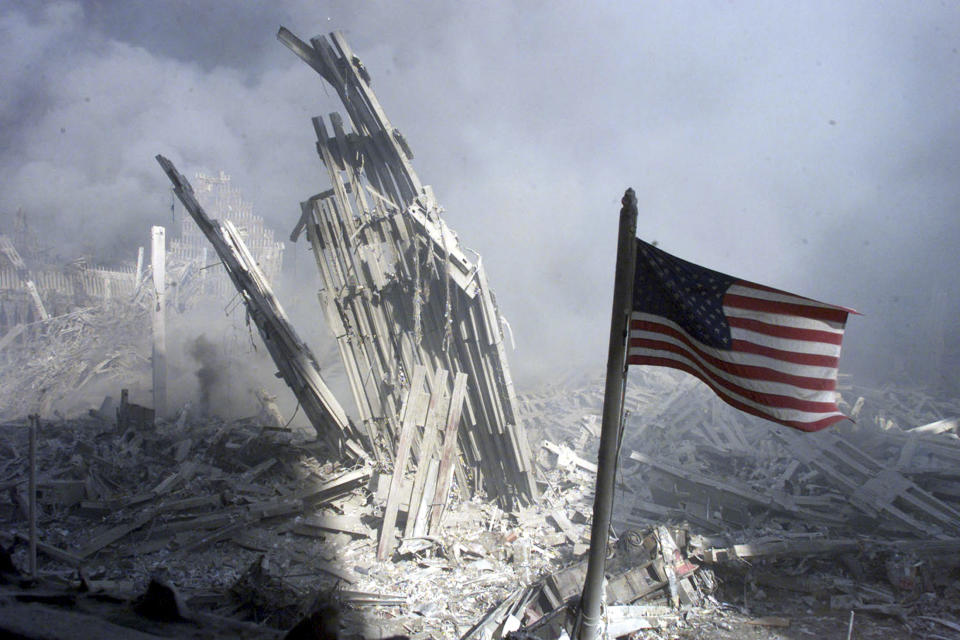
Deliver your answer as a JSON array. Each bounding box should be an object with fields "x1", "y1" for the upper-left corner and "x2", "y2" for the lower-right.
[{"x1": 2, "y1": 0, "x2": 958, "y2": 391}]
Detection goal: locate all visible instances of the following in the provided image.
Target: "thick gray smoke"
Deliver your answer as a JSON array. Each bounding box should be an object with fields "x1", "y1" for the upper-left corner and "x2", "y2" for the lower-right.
[
  {"x1": 3, "y1": 1, "x2": 959, "y2": 393},
  {"x1": 187, "y1": 334, "x2": 220, "y2": 416}
]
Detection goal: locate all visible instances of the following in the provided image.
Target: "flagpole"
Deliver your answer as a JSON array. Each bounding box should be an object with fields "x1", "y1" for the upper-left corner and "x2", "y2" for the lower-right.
[{"x1": 576, "y1": 189, "x2": 638, "y2": 640}]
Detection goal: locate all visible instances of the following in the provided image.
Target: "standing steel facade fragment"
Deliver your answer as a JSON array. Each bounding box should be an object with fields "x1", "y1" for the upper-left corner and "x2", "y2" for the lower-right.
[
  {"x1": 279, "y1": 28, "x2": 538, "y2": 504},
  {"x1": 169, "y1": 171, "x2": 285, "y2": 301}
]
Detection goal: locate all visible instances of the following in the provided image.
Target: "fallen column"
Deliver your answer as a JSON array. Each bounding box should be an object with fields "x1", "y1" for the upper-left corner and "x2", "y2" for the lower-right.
[{"x1": 156, "y1": 155, "x2": 364, "y2": 458}]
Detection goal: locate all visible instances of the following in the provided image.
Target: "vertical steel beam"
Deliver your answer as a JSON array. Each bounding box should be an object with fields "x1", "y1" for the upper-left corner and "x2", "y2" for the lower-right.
[{"x1": 151, "y1": 226, "x2": 167, "y2": 417}]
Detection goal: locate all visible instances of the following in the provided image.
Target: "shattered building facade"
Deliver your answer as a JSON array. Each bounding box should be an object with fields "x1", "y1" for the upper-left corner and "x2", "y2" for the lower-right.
[
  {"x1": 279, "y1": 28, "x2": 538, "y2": 507},
  {"x1": 169, "y1": 171, "x2": 285, "y2": 300},
  {"x1": 0, "y1": 172, "x2": 285, "y2": 421},
  {"x1": 0, "y1": 212, "x2": 146, "y2": 419},
  {"x1": 0, "y1": 211, "x2": 138, "y2": 333}
]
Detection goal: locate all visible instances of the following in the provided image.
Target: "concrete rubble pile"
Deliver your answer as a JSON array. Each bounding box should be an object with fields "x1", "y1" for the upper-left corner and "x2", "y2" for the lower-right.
[
  {"x1": 0, "y1": 209, "x2": 228, "y2": 423},
  {"x1": 486, "y1": 368, "x2": 960, "y2": 639},
  {"x1": 0, "y1": 302, "x2": 150, "y2": 421},
  {"x1": 0, "y1": 407, "x2": 365, "y2": 639},
  {"x1": 0, "y1": 221, "x2": 157, "y2": 422},
  {"x1": 617, "y1": 371, "x2": 960, "y2": 540},
  {"x1": 2, "y1": 371, "x2": 959, "y2": 639},
  {"x1": 0, "y1": 397, "x2": 675, "y2": 639}
]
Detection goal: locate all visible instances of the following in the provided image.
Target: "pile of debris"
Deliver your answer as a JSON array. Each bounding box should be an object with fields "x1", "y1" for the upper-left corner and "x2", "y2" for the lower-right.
[
  {"x1": 618, "y1": 373, "x2": 960, "y2": 540},
  {"x1": 0, "y1": 392, "x2": 608, "y2": 638},
  {"x1": 0, "y1": 208, "x2": 232, "y2": 424},
  {"x1": 479, "y1": 368, "x2": 960, "y2": 639},
  {"x1": 0, "y1": 401, "x2": 367, "y2": 637},
  {"x1": 1, "y1": 369, "x2": 959, "y2": 639},
  {"x1": 0, "y1": 301, "x2": 150, "y2": 421}
]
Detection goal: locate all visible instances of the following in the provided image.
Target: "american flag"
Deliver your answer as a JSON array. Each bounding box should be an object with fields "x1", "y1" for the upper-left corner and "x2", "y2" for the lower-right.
[{"x1": 628, "y1": 239, "x2": 854, "y2": 432}]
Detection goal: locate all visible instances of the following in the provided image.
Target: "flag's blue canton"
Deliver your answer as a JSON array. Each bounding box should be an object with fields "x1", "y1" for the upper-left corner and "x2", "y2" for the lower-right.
[{"x1": 633, "y1": 240, "x2": 736, "y2": 350}]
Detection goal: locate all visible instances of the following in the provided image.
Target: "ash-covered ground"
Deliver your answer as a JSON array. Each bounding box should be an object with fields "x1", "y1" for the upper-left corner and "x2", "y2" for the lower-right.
[{"x1": 2, "y1": 363, "x2": 958, "y2": 639}]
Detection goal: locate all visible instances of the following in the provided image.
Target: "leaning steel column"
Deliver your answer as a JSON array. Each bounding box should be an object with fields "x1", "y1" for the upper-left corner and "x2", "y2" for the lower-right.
[
  {"x1": 151, "y1": 226, "x2": 167, "y2": 417},
  {"x1": 577, "y1": 189, "x2": 638, "y2": 640}
]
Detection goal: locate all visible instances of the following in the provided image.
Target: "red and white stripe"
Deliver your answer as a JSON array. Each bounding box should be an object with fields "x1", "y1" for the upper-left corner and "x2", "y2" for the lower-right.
[{"x1": 628, "y1": 281, "x2": 853, "y2": 432}]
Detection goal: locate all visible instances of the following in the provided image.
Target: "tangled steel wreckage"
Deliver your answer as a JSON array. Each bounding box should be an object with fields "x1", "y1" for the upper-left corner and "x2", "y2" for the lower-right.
[{"x1": 2, "y1": 28, "x2": 960, "y2": 640}]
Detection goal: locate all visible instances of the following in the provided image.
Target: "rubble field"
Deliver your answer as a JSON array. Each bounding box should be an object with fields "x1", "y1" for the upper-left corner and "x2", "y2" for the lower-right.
[{"x1": 1, "y1": 368, "x2": 958, "y2": 639}]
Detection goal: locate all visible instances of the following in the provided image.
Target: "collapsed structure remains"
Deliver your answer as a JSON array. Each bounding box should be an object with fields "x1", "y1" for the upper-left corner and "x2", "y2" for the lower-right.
[
  {"x1": 0, "y1": 27, "x2": 958, "y2": 640},
  {"x1": 279, "y1": 28, "x2": 537, "y2": 507}
]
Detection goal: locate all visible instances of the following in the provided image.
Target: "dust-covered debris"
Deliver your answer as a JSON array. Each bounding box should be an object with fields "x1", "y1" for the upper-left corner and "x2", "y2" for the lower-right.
[
  {"x1": 0, "y1": 303, "x2": 150, "y2": 421},
  {"x1": 2, "y1": 366, "x2": 958, "y2": 639}
]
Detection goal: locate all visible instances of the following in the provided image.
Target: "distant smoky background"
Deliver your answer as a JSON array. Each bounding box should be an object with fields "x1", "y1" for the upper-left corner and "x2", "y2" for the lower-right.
[{"x1": 2, "y1": 1, "x2": 958, "y2": 402}]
